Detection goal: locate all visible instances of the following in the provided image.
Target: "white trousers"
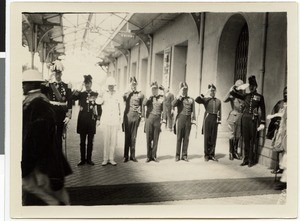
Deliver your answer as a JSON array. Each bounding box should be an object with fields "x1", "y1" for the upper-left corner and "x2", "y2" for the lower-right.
[{"x1": 103, "y1": 125, "x2": 118, "y2": 161}]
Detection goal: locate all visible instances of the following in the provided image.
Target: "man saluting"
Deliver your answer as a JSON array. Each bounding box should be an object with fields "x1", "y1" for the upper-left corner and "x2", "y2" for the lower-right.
[
  {"x1": 122, "y1": 77, "x2": 144, "y2": 162},
  {"x1": 230, "y1": 75, "x2": 266, "y2": 167},
  {"x1": 42, "y1": 60, "x2": 72, "y2": 151}
]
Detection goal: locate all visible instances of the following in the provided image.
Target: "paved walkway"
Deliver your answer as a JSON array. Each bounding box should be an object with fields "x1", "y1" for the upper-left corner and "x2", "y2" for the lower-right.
[{"x1": 63, "y1": 105, "x2": 284, "y2": 205}]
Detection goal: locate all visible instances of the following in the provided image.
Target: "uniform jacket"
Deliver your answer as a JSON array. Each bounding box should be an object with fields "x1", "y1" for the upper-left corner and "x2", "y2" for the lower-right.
[
  {"x1": 163, "y1": 92, "x2": 174, "y2": 110},
  {"x1": 42, "y1": 81, "x2": 72, "y2": 110},
  {"x1": 230, "y1": 89, "x2": 266, "y2": 125},
  {"x1": 123, "y1": 90, "x2": 144, "y2": 116},
  {"x1": 143, "y1": 94, "x2": 164, "y2": 119},
  {"x1": 72, "y1": 90, "x2": 102, "y2": 134},
  {"x1": 195, "y1": 96, "x2": 222, "y2": 134}
]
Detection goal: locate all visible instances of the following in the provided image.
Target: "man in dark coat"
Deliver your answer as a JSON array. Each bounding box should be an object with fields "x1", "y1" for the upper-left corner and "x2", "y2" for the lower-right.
[
  {"x1": 72, "y1": 75, "x2": 102, "y2": 166},
  {"x1": 230, "y1": 75, "x2": 266, "y2": 167},
  {"x1": 195, "y1": 84, "x2": 222, "y2": 162},
  {"x1": 122, "y1": 77, "x2": 145, "y2": 162},
  {"x1": 22, "y1": 69, "x2": 72, "y2": 205},
  {"x1": 162, "y1": 86, "x2": 174, "y2": 131},
  {"x1": 143, "y1": 82, "x2": 165, "y2": 163},
  {"x1": 172, "y1": 82, "x2": 196, "y2": 162},
  {"x1": 41, "y1": 60, "x2": 73, "y2": 152}
]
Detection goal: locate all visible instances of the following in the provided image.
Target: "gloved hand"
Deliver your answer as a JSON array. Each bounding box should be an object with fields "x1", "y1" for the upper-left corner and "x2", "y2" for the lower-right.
[
  {"x1": 257, "y1": 124, "x2": 265, "y2": 131},
  {"x1": 267, "y1": 114, "x2": 273, "y2": 120},
  {"x1": 191, "y1": 119, "x2": 197, "y2": 125},
  {"x1": 63, "y1": 117, "x2": 70, "y2": 124},
  {"x1": 96, "y1": 120, "x2": 101, "y2": 127},
  {"x1": 177, "y1": 88, "x2": 184, "y2": 99},
  {"x1": 217, "y1": 120, "x2": 221, "y2": 124}
]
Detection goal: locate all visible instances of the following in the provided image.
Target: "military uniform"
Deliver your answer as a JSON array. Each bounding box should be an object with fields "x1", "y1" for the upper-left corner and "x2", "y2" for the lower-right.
[
  {"x1": 72, "y1": 90, "x2": 102, "y2": 164},
  {"x1": 163, "y1": 92, "x2": 174, "y2": 130},
  {"x1": 195, "y1": 96, "x2": 221, "y2": 160},
  {"x1": 42, "y1": 81, "x2": 72, "y2": 151},
  {"x1": 123, "y1": 90, "x2": 144, "y2": 161},
  {"x1": 230, "y1": 89, "x2": 266, "y2": 166},
  {"x1": 224, "y1": 95, "x2": 244, "y2": 159},
  {"x1": 143, "y1": 94, "x2": 164, "y2": 161},
  {"x1": 172, "y1": 95, "x2": 195, "y2": 160}
]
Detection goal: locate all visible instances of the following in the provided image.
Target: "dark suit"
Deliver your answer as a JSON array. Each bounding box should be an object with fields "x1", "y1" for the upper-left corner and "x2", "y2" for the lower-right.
[
  {"x1": 195, "y1": 96, "x2": 221, "y2": 158},
  {"x1": 72, "y1": 90, "x2": 102, "y2": 162},
  {"x1": 172, "y1": 96, "x2": 195, "y2": 158},
  {"x1": 143, "y1": 95, "x2": 164, "y2": 159},
  {"x1": 230, "y1": 89, "x2": 266, "y2": 164},
  {"x1": 123, "y1": 90, "x2": 144, "y2": 159},
  {"x1": 163, "y1": 92, "x2": 174, "y2": 130}
]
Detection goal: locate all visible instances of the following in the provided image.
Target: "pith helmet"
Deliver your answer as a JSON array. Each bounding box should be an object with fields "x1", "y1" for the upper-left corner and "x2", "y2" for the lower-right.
[{"x1": 22, "y1": 69, "x2": 44, "y2": 82}]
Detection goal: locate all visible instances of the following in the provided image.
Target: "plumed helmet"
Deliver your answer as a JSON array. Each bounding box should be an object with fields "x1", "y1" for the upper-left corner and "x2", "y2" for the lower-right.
[
  {"x1": 130, "y1": 76, "x2": 137, "y2": 84},
  {"x1": 234, "y1": 79, "x2": 244, "y2": 87},
  {"x1": 150, "y1": 81, "x2": 158, "y2": 88},
  {"x1": 179, "y1": 82, "x2": 188, "y2": 89},
  {"x1": 248, "y1": 75, "x2": 258, "y2": 87},
  {"x1": 83, "y1": 75, "x2": 93, "y2": 84},
  {"x1": 51, "y1": 60, "x2": 64, "y2": 72},
  {"x1": 106, "y1": 76, "x2": 117, "y2": 86},
  {"x1": 22, "y1": 69, "x2": 44, "y2": 82}
]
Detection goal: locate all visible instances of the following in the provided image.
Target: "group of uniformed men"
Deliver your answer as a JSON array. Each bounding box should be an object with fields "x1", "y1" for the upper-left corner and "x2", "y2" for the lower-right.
[{"x1": 23, "y1": 59, "x2": 270, "y2": 169}]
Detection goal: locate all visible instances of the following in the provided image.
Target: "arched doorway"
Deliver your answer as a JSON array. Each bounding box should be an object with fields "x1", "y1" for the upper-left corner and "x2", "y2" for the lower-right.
[{"x1": 216, "y1": 14, "x2": 249, "y2": 130}]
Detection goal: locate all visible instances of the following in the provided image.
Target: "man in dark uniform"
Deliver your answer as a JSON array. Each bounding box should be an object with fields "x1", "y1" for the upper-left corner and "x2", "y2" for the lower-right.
[
  {"x1": 72, "y1": 75, "x2": 102, "y2": 166},
  {"x1": 230, "y1": 75, "x2": 266, "y2": 167},
  {"x1": 162, "y1": 86, "x2": 174, "y2": 131},
  {"x1": 195, "y1": 84, "x2": 222, "y2": 162},
  {"x1": 42, "y1": 60, "x2": 72, "y2": 152},
  {"x1": 122, "y1": 77, "x2": 145, "y2": 162},
  {"x1": 143, "y1": 82, "x2": 165, "y2": 163},
  {"x1": 172, "y1": 82, "x2": 196, "y2": 162},
  {"x1": 22, "y1": 69, "x2": 72, "y2": 205}
]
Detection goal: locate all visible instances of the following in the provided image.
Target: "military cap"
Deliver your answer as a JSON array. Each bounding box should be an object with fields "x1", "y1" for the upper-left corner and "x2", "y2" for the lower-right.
[
  {"x1": 84, "y1": 75, "x2": 93, "y2": 84},
  {"x1": 248, "y1": 75, "x2": 258, "y2": 87}
]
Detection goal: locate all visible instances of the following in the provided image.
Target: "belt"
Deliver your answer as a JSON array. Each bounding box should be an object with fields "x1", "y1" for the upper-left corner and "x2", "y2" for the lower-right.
[{"x1": 50, "y1": 101, "x2": 67, "y2": 106}]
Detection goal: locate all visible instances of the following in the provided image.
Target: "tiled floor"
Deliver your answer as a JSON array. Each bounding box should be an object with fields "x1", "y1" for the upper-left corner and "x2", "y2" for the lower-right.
[{"x1": 63, "y1": 105, "x2": 284, "y2": 205}]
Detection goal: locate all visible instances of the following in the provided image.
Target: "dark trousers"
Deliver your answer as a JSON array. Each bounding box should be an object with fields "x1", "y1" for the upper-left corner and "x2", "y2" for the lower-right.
[
  {"x1": 145, "y1": 114, "x2": 161, "y2": 159},
  {"x1": 80, "y1": 133, "x2": 94, "y2": 162},
  {"x1": 204, "y1": 114, "x2": 218, "y2": 157},
  {"x1": 176, "y1": 115, "x2": 191, "y2": 157},
  {"x1": 124, "y1": 112, "x2": 141, "y2": 158},
  {"x1": 241, "y1": 114, "x2": 257, "y2": 164}
]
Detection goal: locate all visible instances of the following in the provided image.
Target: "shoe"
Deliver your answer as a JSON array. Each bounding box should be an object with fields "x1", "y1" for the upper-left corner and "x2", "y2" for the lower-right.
[
  {"x1": 123, "y1": 157, "x2": 129, "y2": 163},
  {"x1": 233, "y1": 153, "x2": 242, "y2": 160},
  {"x1": 86, "y1": 160, "x2": 95, "y2": 166},
  {"x1": 152, "y1": 158, "x2": 159, "y2": 163},
  {"x1": 271, "y1": 168, "x2": 284, "y2": 174},
  {"x1": 210, "y1": 156, "x2": 218, "y2": 162},
  {"x1": 77, "y1": 161, "x2": 85, "y2": 166},
  {"x1": 240, "y1": 161, "x2": 248, "y2": 166},
  {"x1": 146, "y1": 158, "x2": 151, "y2": 163},
  {"x1": 248, "y1": 162, "x2": 255, "y2": 167},
  {"x1": 181, "y1": 156, "x2": 189, "y2": 162},
  {"x1": 204, "y1": 156, "x2": 209, "y2": 162},
  {"x1": 130, "y1": 157, "x2": 138, "y2": 162},
  {"x1": 175, "y1": 156, "x2": 180, "y2": 162},
  {"x1": 102, "y1": 161, "x2": 108, "y2": 166},
  {"x1": 274, "y1": 181, "x2": 287, "y2": 190},
  {"x1": 229, "y1": 153, "x2": 233, "y2": 161},
  {"x1": 109, "y1": 160, "x2": 117, "y2": 166}
]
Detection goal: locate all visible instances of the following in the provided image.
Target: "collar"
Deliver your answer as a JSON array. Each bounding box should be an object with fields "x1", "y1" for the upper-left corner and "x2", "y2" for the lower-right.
[{"x1": 27, "y1": 89, "x2": 41, "y2": 94}]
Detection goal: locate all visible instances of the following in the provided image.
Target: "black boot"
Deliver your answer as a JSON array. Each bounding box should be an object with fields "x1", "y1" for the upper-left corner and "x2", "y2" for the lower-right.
[
  {"x1": 233, "y1": 139, "x2": 242, "y2": 160},
  {"x1": 229, "y1": 139, "x2": 234, "y2": 160}
]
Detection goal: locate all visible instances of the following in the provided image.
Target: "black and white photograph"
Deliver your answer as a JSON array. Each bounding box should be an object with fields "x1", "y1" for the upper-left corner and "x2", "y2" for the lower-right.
[{"x1": 10, "y1": 2, "x2": 297, "y2": 219}]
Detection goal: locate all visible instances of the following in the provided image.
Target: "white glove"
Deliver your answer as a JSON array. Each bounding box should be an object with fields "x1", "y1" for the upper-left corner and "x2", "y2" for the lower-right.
[
  {"x1": 191, "y1": 120, "x2": 197, "y2": 125},
  {"x1": 63, "y1": 117, "x2": 70, "y2": 124},
  {"x1": 96, "y1": 120, "x2": 101, "y2": 127},
  {"x1": 257, "y1": 124, "x2": 265, "y2": 131},
  {"x1": 141, "y1": 117, "x2": 145, "y2": 123},
  {"x1": 267, "y1": 114, "x2": 273, "y2": 120}
]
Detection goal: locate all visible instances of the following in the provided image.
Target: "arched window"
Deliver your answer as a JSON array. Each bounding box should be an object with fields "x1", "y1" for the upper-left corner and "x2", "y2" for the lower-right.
[{"x1": 234, "y1": 24, "x2": 249, "y2": 83}]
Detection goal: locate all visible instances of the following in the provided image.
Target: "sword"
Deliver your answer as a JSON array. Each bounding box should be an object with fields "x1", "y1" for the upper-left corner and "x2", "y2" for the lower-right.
[{"x1": 63, "y1": 124, "x2": 68, "y2": 160}]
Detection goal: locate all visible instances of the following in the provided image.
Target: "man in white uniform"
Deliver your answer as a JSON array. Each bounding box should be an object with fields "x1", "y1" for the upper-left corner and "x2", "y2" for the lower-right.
[{"x1": 100, "y1": 77, "x2": 121, "y2": 166}]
